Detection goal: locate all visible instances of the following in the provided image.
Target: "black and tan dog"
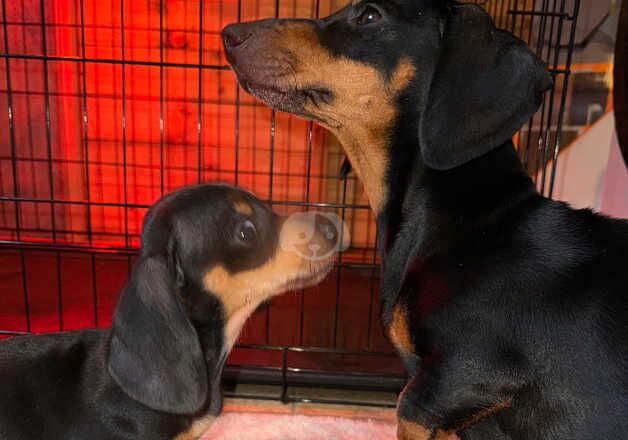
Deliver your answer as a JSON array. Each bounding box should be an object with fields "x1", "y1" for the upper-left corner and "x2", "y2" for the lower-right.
[
  {"x1": 0, "y1": 184, "x2": 335, "y2": 439},
  {"x1": 223, "y1": 1, "x2": 628, "y2": 439}
]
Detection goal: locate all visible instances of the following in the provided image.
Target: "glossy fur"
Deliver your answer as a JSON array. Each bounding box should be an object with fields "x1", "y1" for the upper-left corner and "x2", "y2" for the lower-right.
[
  {"x1": 223, "y1": 2, "x2": 628, "y2": 439},
  {"x1": 0, "y1": 184, "x2": 334, "y2": 439}
]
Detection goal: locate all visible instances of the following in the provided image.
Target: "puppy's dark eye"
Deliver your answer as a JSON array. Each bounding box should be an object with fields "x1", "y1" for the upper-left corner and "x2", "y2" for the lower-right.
[
  {"x1": 238, "y1": 220, "x2": 257, "y2": 242},
  {"x1": 357, "y1": 6, "x2": 382, "y2": 25}
]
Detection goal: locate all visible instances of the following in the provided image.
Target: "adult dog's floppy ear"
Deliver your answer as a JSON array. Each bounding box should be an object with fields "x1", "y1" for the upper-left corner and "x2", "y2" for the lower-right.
[
  {"x1": 419, "y1": 4, "x2": 552, "y2": 170},
  {"x1": 107, "y1": 251, "x2": 208, "y2": 414}
]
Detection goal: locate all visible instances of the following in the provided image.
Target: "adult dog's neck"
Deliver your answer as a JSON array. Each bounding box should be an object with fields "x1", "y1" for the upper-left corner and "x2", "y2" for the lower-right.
[
  {"x1": 369, "y1": 133, "x2": 538, "y2": 320},
  {"x1": 329, "y1": 105, "x2": 538, "y2": 316},
  {"x1": 380, "y1": 138, "x2": 538, "y2": 258}
]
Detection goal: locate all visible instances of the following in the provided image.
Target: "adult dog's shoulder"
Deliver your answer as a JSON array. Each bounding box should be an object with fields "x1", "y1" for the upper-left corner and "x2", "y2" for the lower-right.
[{"x1": 516, "y1": 200, "x2": 628, "y2": 284}]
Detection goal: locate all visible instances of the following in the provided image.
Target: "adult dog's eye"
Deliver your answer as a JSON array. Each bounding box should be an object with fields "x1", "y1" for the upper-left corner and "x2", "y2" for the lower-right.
[
  {"x1": 238, "y1": 220, "x2": 257, "y2": 242},
  {"x1": 357, "y1": 6, "x2": 382, "y2": 25}
]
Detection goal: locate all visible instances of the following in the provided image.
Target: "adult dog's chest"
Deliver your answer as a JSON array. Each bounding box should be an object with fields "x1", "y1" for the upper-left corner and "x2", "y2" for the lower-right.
[{"x1": 384, "y1": 259, "x2": 459, "y2": 360}]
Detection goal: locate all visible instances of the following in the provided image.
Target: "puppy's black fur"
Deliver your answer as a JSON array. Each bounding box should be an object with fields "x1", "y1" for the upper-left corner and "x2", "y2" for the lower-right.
[
  {"x1": 223, "y1": 2, "x2": 628, "y2": 439},
  {"x1": 0, "y1": 184, "x2": 330, "y2": 440}
]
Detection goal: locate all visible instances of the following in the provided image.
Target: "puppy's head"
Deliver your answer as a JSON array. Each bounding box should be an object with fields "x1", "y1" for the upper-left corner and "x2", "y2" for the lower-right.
[
  {"x1": 222, "y1": 1, "x2": 551, "y2": 212},
  {"x1": 108, "y1": 184, "x2": 336, "y2": 415}
]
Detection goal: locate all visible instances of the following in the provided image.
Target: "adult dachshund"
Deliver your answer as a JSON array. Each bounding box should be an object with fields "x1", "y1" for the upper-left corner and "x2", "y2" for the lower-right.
[{"x1": 223, "y1": 1, "x2": 628, "y2": 439}]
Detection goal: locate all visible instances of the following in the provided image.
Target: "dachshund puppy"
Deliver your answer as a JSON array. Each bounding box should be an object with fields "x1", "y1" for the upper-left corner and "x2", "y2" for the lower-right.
[{"x1": 0, "y1": 184, "x2": 336, "y2": 440}]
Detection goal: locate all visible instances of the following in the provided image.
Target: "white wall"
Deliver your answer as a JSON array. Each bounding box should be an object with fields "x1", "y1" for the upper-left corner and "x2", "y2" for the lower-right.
[{"x1": 545, "y1": 111, "x2": 628, "y2": 218}]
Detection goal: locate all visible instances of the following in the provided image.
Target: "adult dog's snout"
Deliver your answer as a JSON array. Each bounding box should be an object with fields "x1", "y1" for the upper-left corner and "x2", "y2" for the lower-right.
[
  {"x1": 222, "y1": 21, "x2": 280, "y2": 57},
  {"x1": 222, "y1": 21, "x2": 276, "y2": 79},
  {"x1": 223, "y1": 19, "x2": 319, "y2": 116},
  {"x1": 222, "y1": 23, "x2": 253, "y2": 51}
]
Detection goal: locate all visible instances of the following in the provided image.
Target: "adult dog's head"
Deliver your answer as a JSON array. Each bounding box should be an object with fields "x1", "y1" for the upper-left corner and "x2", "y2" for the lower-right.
[
  {"x1": 222, "y1": 1, "x2": 551, "y2": 213},
  {"x1": 107, "y1": 184, "x2": 336, "y2": 415}
]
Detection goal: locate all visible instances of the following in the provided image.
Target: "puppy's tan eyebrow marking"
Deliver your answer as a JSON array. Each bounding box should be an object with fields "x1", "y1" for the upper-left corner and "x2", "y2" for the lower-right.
[{"x1": 233, "y1": 200, "x2": 253, "y2": 216}]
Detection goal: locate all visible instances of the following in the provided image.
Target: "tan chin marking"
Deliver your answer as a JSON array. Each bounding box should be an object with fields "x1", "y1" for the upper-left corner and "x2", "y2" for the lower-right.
[
  {"x1": 203, "y1": 250, "x2": 304, "y2": 317},
  {"x1": 270, "y1": 23, "x2": 415, "y2": 213},
  {"x1": 173, "y1": 415, "x2": 216, "y2": 440},
  {"x1": 203, "y1": 245, "x2": 331, "y2": 351}
]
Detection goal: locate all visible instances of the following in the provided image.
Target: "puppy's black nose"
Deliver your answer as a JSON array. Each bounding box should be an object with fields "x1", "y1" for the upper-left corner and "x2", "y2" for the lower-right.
[{"x1": 222, "y1": 24, "x2": 253, "y2": 50}]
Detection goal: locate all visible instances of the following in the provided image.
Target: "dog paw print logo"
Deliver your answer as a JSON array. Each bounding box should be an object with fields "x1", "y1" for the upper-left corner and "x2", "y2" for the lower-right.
[{"x1": 280, "y1": 211, "x2": 350, "y2": 261}]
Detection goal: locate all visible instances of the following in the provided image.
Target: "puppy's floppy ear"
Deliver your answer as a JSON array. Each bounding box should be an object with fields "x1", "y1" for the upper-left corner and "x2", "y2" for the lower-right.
[
  {"x1": 107, "y1": 250, "x2": 208, "y2": 414},
  {"x1": 419, "y1": 4, "x2": 552, "y2": 170}
]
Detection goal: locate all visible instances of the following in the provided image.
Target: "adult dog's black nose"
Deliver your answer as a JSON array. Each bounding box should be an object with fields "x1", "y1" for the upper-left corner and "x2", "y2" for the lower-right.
[{"x1": 222, "y1": 23, "x2": 253, "y2": 51}]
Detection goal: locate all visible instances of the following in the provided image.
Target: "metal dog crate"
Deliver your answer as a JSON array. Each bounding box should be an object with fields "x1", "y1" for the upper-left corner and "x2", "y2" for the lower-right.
[{"x1": 0, "y1": 0, "x2": 580, "y2": 406}]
